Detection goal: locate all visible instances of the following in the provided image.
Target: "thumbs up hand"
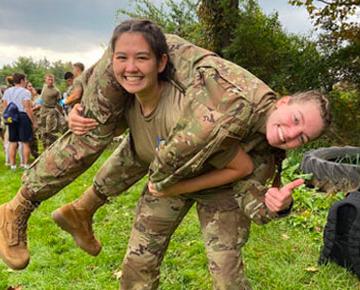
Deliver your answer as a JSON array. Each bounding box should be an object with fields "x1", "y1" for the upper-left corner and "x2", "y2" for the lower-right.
[{"x1": 265, "y1": 179, "x2": 304, "y2": 213}]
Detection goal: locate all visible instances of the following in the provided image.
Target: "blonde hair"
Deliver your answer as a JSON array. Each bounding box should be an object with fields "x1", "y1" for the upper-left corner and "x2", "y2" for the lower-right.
[
  {"x1": 290, "y1": 90, "x2": 332, "y2": 128},
  {"x1": 44, "y1": 73, "x2": 55, "y2": 79}
]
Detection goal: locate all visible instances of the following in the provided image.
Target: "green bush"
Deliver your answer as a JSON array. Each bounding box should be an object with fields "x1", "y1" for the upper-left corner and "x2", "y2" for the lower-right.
[{"x1": 328, "y1": 88, "x2": 360, "y2": 146}]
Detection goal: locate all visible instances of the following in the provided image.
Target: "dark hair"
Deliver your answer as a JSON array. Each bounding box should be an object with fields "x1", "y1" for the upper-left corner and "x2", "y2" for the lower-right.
[
  {"x1": 290, "y1": 90, "x2": 332, "y2": 129},
  {"x1": 64, "y1": 71, "x2": 74, "y2": 80},
  {"x1": 73, "y1": 62, "x2": 85, "y2": 72},
  {"x1": 12, "y1": 73, "x2": 26, "y2": 84},
  {"x1": 110, "y1": 19, "x2": 174, "y2": 81}
]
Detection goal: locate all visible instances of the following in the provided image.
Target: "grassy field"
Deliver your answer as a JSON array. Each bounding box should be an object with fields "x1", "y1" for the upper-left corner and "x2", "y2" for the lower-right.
[{"x1": 0, "y1": 145, "x2": 359, "y2": 289}]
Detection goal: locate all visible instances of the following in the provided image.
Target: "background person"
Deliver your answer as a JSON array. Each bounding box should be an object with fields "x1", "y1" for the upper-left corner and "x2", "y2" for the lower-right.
[
  {"x1": 72, "y1": 62, "x2": 84, "y2": 78},
  {"x1": 38, "y1": 73, "x2": 66, "y2": 148},
  {"x1": 61, "y1": 71, "x2": 83, "y2": 109},
  {"x1": 25, "y1": 81, "x2": 40, "y2": 159},
  {"x1": 2, "y1": 75, "x2": 15, "y2": 166},
  {"x1": 0, "y1": 85, "x2": 4, "y2": 149},
  {"x1": 63, "y1": 71, "x2": 74, "y2": 99},
  {"x1": 2, "y1": 73, "x2": 33, "y2": 170}
]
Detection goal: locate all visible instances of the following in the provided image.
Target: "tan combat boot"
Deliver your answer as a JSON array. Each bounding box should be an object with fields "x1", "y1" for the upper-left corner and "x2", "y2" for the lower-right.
[
  {"x1": 0, "y1": 189, "x2": 38, "y2": 270},
  {"x1": 52, "y1": 186, "x2": 106, "y2": 256}
]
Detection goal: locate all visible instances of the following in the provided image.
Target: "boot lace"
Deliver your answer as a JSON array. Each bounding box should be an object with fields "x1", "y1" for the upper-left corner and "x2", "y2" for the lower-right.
[{"x1": 11, "y1": 202, "x2": 37, "y2": 245}]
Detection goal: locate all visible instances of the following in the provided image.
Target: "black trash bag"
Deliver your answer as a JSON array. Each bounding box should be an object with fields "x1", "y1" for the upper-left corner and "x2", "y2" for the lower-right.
[{"x1": 319, "y1": 190, "x2": 360, "y2": 278}]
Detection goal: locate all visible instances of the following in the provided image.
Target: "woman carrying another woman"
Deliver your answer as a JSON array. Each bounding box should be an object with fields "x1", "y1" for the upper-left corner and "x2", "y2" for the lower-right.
[{"x1": 0, "y1": 19, "x2": 331, "y2": 290}]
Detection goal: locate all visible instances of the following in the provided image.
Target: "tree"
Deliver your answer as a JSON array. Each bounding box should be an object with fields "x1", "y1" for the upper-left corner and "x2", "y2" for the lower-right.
[
  {"x1": 50, "y1": 60, "x2": 72, "y2": 92},
  {"x1": 13, "y1": 57, "x2": 37, "y2": 77},
  {"x1": 224, "y1": 1, "x2": 330, "y2": 93},
  {"x1": 289, "y1": 0, "x2": 360, "y2": 89},
  {"x1": 117, "y1": 0, "x2": 202, "y2": 44},
  {"x1": 0, "y1": 65, "x2": 15, "y2": 87},
  {"x1": 289, "y1": 1, "x2": 360, "y2": 142},
  {"x1": 197, "y1": 0, "x2": 239, "y2": 53},
  {"x1": 289, "y1": 0, "x2": 360, "y2": 45},
  {"x1": 0, "y1": 57, "x2": 72, "y2": 91},
  {"x1": 117, "y1": 0, "x2": 336, "y2": 93}
]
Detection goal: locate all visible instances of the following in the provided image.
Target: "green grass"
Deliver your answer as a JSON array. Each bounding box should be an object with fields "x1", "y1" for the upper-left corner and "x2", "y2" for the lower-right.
[{"x1": 0, "y1": 144, "x2": 359, "y2": 289}]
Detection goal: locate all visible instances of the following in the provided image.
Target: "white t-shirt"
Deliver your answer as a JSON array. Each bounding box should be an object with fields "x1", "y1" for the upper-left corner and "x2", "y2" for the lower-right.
[{"x1": 3, "y1": 86, "x2": 31, "y2": 112}]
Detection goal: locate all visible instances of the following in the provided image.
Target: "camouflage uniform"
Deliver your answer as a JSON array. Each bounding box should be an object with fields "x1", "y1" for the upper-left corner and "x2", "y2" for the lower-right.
[
  {"x1": 89, "y1": 77, "x2": 252, "y2": 289},
  {"x1": 23, "y1": 47, "x2": 129, "y2": 200},
  {"x1": 89, "y1": 139, "x2": 251, "y2": 290},
  {"x1": 38, "y1": 84, "x2": 67, "y2": 148},
  {"x1": 92, "y1": 115, "x2": 277, "y2": 290},
  {"x1": 29, "y1": 98, "x2": 42, "y2": 158},
  {"x1": 21, "y1": 35, "x2": 286, "y2": 289},
  {"x1": 64, "y1": 83, "x2": 74, "y2": 98},
  {"x1": 150, "y1": 35, "x2": 282, "y2": 224},
  {"x1": 89, "y1": 36, "x2": 283, "y2": 288},
  {"x1": 63, "y1": 77, "x2": 83, "y2": 110}
]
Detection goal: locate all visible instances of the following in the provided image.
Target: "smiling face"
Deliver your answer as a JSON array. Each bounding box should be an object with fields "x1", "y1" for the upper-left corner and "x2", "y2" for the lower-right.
[
  {"x1": 265, "y1": 96, "x2": 324, "y2": 149},
  {"x1": 112, "y1": 32, "x2": 167, "y2": 99}
]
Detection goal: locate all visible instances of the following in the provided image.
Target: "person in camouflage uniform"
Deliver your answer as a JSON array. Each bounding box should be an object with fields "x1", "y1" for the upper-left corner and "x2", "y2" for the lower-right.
[
  {"x1": 64, "y1": 32, "x2": 329, "y2": 289},
  {"x1": 38, "y1": 73, "x2": 67, "y2": 148},
  {"x1": 61, "y1": 71, "x2": 84, "y2": 109},
  {"x1": 0, "y1": 20, "x2": 330, "y2": 288},
  {"x1": 25, "y1": 81, "x2": 41, "y2": 159},
  {"x1": 59, "y1": 63, "x2": 86, "y2": 109},
  {"x1": 63, "y1": 71, "x2": 74, "y2": 100}
]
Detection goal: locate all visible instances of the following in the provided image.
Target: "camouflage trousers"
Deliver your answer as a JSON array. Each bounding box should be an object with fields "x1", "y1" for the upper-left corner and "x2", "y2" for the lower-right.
[
  {"x1": 21, "y1": 46, "x2": 126, "y2": 202},
  {"x1": 29, "y1": 131, "x2": 39, "y2": 159},
  {"x1": 93, "y1": 134, "x2": 147, "y2": 197},
  {"x1": 38, "y1": 106, "x2": 67, "y2": 148},
  {"x1": 22, "y1": 130, "x2": 112, "y2": 201},
  {"x1": 90, "y1": 135, "x2": 253, "y2": 289},
  {"x1": 120, "y1": 189, "x2": 252, "y2": 290}
]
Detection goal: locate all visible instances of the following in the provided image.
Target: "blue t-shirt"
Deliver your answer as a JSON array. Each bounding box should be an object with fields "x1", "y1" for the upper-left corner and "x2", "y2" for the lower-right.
[{"x1": 3, "y1": 87, "x2": 31, "y2": 112}]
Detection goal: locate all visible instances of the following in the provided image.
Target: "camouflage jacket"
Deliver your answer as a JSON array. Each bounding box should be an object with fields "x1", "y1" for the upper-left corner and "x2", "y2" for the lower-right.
[
  {"x1": 151, "y1": 35, "x2": 281, "y2": 224},
  {"x1": 24, "y1": 34, "x2": 285, "y2": 224}
]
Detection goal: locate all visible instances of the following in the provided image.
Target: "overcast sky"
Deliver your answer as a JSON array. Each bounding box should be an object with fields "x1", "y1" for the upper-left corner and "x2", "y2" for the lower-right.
[{"x1": 0, "y1": 0, "x2": 315, "y2": 68}]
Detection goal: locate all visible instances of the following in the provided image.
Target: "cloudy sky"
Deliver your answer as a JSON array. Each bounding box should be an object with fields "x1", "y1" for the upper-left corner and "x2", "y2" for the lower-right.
[{"x1": 0, "y1": 0, "x2": 315, "y2": 68}]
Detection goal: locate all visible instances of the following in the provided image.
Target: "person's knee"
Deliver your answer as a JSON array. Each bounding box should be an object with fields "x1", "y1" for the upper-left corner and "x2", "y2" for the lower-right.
[
  {"x1": 22, "y1": 142, "x2": 30, "y2": 149},
  {"x1": 22, "y1": 143, "x2": 31, "y2": 156},
  {"x1": 121, "y1": 245, "x2": 161, "y2": 290},
  {"x1": 122, "y1": 250, "x2": 159, "y2": 271},
  {"x1": 123, "y1": 216, "x2": 172, "y2": 270},
  {"x1": 208, "y1": 250, "x2": 250, "y2": 290},
  {"x1": 9, "y1": 142, "x2": 18, "y2": 150}
]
